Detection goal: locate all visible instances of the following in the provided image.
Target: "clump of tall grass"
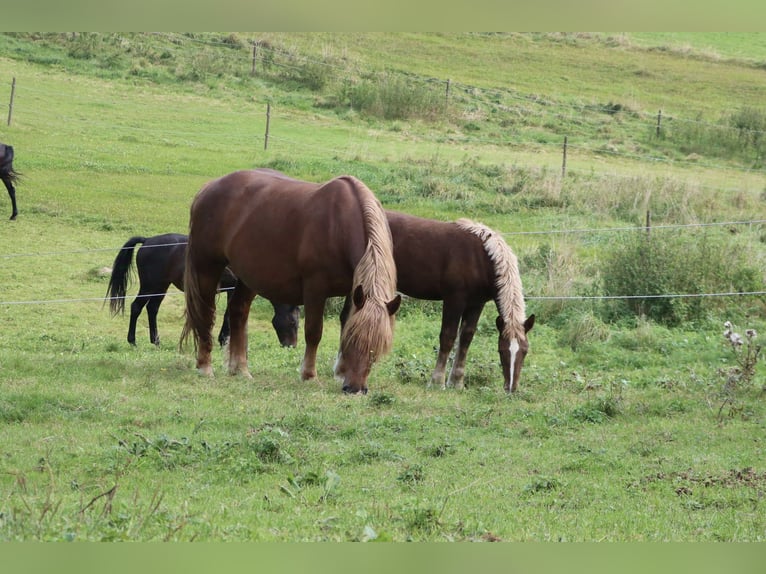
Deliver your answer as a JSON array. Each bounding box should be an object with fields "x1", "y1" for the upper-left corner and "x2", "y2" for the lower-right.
[
  {"x1": 336, "y1": 73, "x2": 449, "y2": 121},
  {"x1": 558, "y1": 311, "x2": 611, "y2": 351}
]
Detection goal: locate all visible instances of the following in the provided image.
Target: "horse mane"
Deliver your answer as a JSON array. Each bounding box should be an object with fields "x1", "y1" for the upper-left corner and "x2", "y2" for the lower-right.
[
  {"x1": 455, "y1": 219, "x2": 527, "y2": 340},
  {"x1": 338, "y1": 176, "x2": 398, "y2": 361}
]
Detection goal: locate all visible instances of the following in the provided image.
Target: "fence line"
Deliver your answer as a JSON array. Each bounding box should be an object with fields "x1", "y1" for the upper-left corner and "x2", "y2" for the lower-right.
[
  {"x1": 1, "y1": 289, "x2": 763, "y2": 308},
  {"x1": 147, "y1": 33, "x2": 766, "y2": 137},
  {"x1": 9, "y1": 33, "x2": 766, "y2": 141},
  {"x1": 2, "y1": 219, "x2": 765, "y2": 261},
  {"x1": 8, "y1": 76, "x2": 766, "y2": 179},
  {"x1": 527, "y1": 291, "x2": 766, "y2": 301}
]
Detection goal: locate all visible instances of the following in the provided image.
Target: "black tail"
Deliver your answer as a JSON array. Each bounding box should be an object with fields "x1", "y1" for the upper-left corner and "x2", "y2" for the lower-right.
[
  {"x1": 105, "y1": 236, "x2": 147, "y2": 316},
  {"x1": 1, "y1": 145, "x2": 20, "y2": 185}
]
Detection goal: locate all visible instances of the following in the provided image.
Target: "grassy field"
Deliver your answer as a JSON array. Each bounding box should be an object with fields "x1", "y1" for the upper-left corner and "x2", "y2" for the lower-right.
[{"x1": 0, "y1": 33, "x2": 765, "y2": 541}]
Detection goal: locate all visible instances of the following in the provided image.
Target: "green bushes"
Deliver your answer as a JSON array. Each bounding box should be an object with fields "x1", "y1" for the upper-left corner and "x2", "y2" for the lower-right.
[{"x1": 601, "y1": 230, "x2": 763, "y2": 325}]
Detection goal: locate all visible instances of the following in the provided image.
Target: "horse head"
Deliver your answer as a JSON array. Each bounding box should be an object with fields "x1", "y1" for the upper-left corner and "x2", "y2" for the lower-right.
[
  {"x1": 496, "y1": 314, "x2": 535, "y2": 393},
  {"x1": 335, "y1": 285, "x2": 401, "y2": 394},
  {"x1": 271, "y1": 303, "x2": 300, "y2": 348}
]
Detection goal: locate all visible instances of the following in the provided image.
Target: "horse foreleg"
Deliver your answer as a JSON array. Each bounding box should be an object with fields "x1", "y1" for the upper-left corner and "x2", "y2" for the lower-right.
[
  {"x1": 447, "y1": 303, "x2": 485, "y2": 390},
  {"x1": 431, "y1": 301, "x2": 462, "y2": 389},
  {"x1": 226, "y1": 283, "x2": 255, "y2": 378},
  {"x1": 301, "y1": 295, "x2": 326, "y2": 382},
  {"x1": 333, "y1": 294, "x2": 352, "y2": 374}
]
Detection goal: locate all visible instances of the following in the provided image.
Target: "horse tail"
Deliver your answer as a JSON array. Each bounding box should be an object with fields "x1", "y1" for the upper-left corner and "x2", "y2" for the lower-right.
[
  {"x1": 2, "y1": 145, "x2": 21, "y2": 184},
  {"x1": 105, "y1": 236, "x2": 147, "y2": 316},
  {"x1": 340, "y1": 176, "x2": 398, "y2": 361},
  {"x1": 180, "y1": 210, "x2": 207, "y2": 353}
]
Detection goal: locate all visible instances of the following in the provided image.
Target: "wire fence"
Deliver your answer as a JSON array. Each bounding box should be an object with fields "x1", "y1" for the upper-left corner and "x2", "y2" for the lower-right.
[
  {"x1": 1, "y1": 34, "x2": 764, "y2": 309},
  {"x1": 1, "y1": 216, "x2": 764, "y2": 307}
]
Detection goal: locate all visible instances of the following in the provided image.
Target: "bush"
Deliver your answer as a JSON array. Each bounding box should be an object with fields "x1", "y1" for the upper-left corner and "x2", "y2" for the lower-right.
[{"x1": 601, "y1": 230, "x2": 762, "y2": 325}]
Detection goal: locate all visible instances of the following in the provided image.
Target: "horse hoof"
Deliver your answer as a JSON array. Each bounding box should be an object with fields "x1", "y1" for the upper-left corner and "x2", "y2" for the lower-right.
[{"x1": 197, "y1": 366, "x2": 214, "y2": 377}]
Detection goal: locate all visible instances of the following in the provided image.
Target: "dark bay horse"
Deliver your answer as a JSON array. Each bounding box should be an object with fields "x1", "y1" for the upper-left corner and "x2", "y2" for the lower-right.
[
  {"x1": 106, "y1": 233, "x2": 300, "y2": 348},
  {"x1": 1, "y1": 143, "x2": 19, "y2": 220},
  {"x1": 181, "y1": 169, "x2": 401, "y2": 394},
  {"x1": 339, "y1": 210, "x2": 534, "y2": 393}
]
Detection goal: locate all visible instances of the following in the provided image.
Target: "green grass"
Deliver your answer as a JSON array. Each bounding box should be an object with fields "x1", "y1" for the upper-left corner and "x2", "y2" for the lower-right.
[{"x1": 0, "y1": 33, "x2": 765, "y2": 541}]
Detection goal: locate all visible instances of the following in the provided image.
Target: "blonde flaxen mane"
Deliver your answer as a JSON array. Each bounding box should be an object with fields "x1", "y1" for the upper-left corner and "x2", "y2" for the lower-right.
[
  {"x1": 340, "y1": 177, "x2": 398, "y2": 361},
  {"x1": 455, "y1": 218, "x2": 526, "y2": 340}
]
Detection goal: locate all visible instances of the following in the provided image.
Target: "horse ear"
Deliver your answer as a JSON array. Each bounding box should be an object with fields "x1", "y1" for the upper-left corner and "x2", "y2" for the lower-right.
[
  {"x1": 524, "y1": 314, "x2": 536, "y2": 333},
  {"x1": 352, "y1": 285, "x2": 366, "y2": 310},
  {"x1": 496, "y1": 316, "x2": 505, "y2": 332},
  {"x1": 386, "y1": 294, "x2": 402, "y2": 316}
]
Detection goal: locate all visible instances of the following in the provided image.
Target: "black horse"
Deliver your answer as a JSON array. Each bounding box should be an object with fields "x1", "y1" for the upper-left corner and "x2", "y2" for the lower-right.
[
  {"x1": 105, "y1": 233, "x2": 300, "y2": 347},
  {"x1": 1, "y1": 143, "x2": 19, "y2": 220}
]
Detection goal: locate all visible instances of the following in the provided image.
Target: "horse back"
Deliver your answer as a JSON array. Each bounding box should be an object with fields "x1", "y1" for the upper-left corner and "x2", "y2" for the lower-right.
[
  {"x1": 189, "y1": 170, "x2": 375, "y2": 303},
  {"x1": 135, "y1": 233, "x2": 188, "y2": 289},
  {"x1": 386, "y1": 210, "x2": 495, "y2": 301}
]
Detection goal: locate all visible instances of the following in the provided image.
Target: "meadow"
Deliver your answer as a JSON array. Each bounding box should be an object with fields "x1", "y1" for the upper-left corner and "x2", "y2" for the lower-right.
[{"x1": 0, "y1": 33, "x2": 764, "y2": 541}]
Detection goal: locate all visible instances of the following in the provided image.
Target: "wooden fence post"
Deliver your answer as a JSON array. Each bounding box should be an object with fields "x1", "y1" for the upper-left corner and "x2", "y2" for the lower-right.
[
  {"x1": 251, "y1": 43, "x2": 258, "y2": 76},
  {"x1": 646, "y1": 210, "x2": 652, "y2": 238},
  {"x1": 264, "y1": 103, "x2": 271, "y2": 150},
  {"x1": 561, "y1": 136, "x2": 568, "y2": 178},
  {"x1": 7, "y1": 77, "x2": 16, "y2": 127},
  {"x1": 445, "y1": 79, "x2": 451, "y2": 107},
  {"x1": 656, "y1": 110, "x2": 662, "y2": 137}
]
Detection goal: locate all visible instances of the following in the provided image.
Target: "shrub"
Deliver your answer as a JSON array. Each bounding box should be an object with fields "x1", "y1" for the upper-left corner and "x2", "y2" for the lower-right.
[{"x1": 601, "y1": 230, "x2": 763, "y2": 325}]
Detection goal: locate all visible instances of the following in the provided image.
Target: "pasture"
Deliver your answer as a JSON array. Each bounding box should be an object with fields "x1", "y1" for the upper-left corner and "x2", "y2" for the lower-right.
[{"x1": 0, "y1": 33, "x2": 765, "y2": 541}]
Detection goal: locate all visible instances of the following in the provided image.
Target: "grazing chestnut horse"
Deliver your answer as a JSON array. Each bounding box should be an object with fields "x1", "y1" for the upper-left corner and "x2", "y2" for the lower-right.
[
  {"x1": 339, "y1": 211, "x2": 534, "y2": 392},
  {"x1": 106, "y1": 233, "x2": 300, "y2": 348},
  {"x1": 1, "y1": 143, "x2": 19, "y2": 220},
  {"x1": 181, "y1": 169, "x2": 401, "y2": 394}
]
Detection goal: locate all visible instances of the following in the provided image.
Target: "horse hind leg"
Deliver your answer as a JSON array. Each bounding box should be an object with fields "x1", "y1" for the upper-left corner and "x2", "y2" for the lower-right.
[
  {"x1": 182, "y1": 254, "x2": 226, "y2": 376},
  {"x1": 2, "y1": 174, "x2": 17, "y2": 220},
  {"x1": 225, "y1": 282, "x2": 255, "y2": 378},
  {"x1": 145, "y1": 294, "x2": 166, "y2": 346},
  {"x1": 128, "y1": 293, "x2": 150, "y2": 345}
]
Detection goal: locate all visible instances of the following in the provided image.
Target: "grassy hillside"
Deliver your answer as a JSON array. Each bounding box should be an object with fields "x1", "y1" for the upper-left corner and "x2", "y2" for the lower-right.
[{"x1": 0, "y1": 33, "x2": 764, "y2": 541}]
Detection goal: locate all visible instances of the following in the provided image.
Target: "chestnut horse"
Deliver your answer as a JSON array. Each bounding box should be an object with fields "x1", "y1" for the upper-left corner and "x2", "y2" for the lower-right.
[
  {"x1": 340, "y1": 210, "x2": 534, "y2": 393},
  {"x1": 105, "y1": 233, "x2": 300, "y2": 348},
  {"x1": 1, "y1": 143, "x2": 19, "y2": 220},
  {"x1": 181, "y1": 169, "x2": 401, "y2": 394}
]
